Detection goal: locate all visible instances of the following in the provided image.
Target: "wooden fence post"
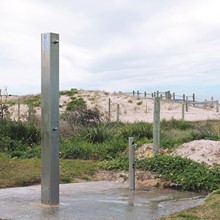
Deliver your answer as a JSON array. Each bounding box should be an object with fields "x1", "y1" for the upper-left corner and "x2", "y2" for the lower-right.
[
  {"x1": 153, "y1": 97, "x2": 160, "y2": 156},
  {"x1": 193, "y1": 93, "x2": 195, "y2": 107},
  {"x1": 116, "y1": 104, "x2": 120, "y2": 122},
  {"x1": 18, "y1": 98, "x2": 20, "y2": 121},
  {"x1": 182, "y1": 103, "x2": 185, "y2": 121},
  {"x1": 28, "y1": 103, "x2": 33, "y2": 123},
  {"x1": 186, "y1": 97, "x2": 188, "y2": 112},
  {"x1": 108, "y1": 98, "x2": 111, "y2": 121}
]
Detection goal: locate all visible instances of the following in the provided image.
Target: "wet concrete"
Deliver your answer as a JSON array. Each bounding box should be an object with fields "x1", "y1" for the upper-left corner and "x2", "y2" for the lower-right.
[{"x1": 0, "y1": 181, "x2": 207, "y2": 220}]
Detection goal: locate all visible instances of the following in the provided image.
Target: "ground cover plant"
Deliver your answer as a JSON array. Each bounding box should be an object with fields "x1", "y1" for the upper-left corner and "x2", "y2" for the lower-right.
[
  {"x1": 1, "y1": 115, "x2": 220, "y2": 219},
  {"x1": 159, "y1": 191, "x2": 220, "y2": 220}
]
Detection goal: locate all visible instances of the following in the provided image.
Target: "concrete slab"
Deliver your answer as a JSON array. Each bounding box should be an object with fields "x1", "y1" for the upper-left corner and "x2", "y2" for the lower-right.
[{"x1": 0, "y1": 181, "x2": 206, "y2": 220}]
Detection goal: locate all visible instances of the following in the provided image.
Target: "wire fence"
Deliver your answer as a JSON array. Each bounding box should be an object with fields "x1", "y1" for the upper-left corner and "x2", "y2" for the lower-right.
[{"x1": 1, "y1": 89, "x2": 220, "y2": 123}]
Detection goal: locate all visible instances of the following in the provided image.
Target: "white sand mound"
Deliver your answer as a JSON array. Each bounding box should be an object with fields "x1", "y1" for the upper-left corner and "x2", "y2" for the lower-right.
[{"x1": 170, "y1": 140, "x2": 220, "y2": 165}]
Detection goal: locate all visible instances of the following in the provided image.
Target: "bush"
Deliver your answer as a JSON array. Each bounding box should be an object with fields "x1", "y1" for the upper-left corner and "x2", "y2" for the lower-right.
[
  {"x1": 160, "y1": 129, "x2": 193, "y2": 148},
  {"x1": 62, "y1": 107, "x2": 102, "y2": 128},
  {"x1": 161, "y1": 118, "x2": 192, "y2": 130},
  {"x1": 98, "y1": 156, "x2": 128, "y2": 171},
  {"x1": 22, "y1": 95, "x2": 41, "y2": 107},
  {"x1": 60, "y1": 88, "x2": 79, "y2": 96},
  {"x1": 60, "y1": 135, "x2": 127, "y2": 160},
  {"x1": 66, "y1": 97, "x2": 86, "y2": 111},
  {"x1": 0, "y1": 119, "x2": 40, "y2": 158},
  {"x1": 119, "y1": 122, "x2": 153, "y2": 139},
  {"x1": 82, "y1": 123, "x2": 115, "y2": 144},
  {"x1": 192, "y1": 120, "x2": 220, "y2": 141},
  {"x1": 60, "y1": 139, "x2": 93, "y2": 160}
]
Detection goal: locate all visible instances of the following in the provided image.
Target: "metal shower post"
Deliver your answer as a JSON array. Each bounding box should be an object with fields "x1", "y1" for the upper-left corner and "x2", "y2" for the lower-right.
[{"x1": 41, "y1": 33, "x2": 60, "y2": 205}]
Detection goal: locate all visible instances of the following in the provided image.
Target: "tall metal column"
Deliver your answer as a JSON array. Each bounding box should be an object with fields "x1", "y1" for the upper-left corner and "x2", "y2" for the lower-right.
[{"x1": 41, "y1": 33, "x2": 60, "y2": 205}]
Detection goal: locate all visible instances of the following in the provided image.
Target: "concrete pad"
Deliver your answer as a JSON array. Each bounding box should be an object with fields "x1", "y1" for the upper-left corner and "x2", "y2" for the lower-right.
[{"x1": 0, "y1": 181, "x2": 206, "y2": 220}]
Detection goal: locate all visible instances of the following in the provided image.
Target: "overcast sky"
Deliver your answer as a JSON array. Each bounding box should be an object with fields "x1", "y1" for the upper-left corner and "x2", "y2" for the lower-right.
[{"x1": 1, "y1": 0, "x2": 220, "y2": 100}]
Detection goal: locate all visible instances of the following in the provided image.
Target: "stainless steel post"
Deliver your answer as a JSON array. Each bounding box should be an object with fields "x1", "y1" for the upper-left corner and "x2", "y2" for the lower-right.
[
  {"x1": 41, "y1": 33, "x2": 60, "y2": 205},
  {"x1": 129, "y1": 137, "x2": 135, "y2": 190}
]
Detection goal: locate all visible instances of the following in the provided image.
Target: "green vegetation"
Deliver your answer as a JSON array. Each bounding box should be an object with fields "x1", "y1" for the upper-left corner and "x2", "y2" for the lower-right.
[
  {"x1": 160, "y1": 193, "x2": 220, "y2": 220},
  {"x1": 66, "y1": 97, "x2": 86, "y2": 111},
  {"x1": 137, "y1": 100, "x2": 143, "y2": 105},
  {"x1": 1, "y1": 113, "x2": 220, "y2": 219},
  {"x1": 99, "y1": 155, "x2": 220, "y2": 191},
  {"x1": 0, "y1": 154, "x2": 97, "y2": 188},
  {"x1": 59, "y1": 88, "x2": 79, "y2": 96},
  {"x1": 0, "y1": 119, "x2": 40, "y2": 158},
  {"x1": 22, "y1": 95, "x2": 41, "y2": 107}
]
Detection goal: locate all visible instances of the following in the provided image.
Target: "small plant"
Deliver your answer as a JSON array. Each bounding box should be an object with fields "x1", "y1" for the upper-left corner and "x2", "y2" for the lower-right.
[
  {"x1": 22, "y1": 95, "x2": 41, "y2": 107},
  {"x1": 119, "y1": 122, "x2": 153, "y2": 139},
  {"x1": 82, "y1": 123, "x2": 115, "y2": 144},
  {"x1": 137, "y1": 100, "x2": 143, "y2": 105},
  {"x1": 60, "y1": 88, "x2": 78, "y2": 96},
  {"x1": 66, "y1": 97, "x2": 86, "y2": 111},
  {"x1": 192, "y1": 120, "x2": 220, "y2": 140}
]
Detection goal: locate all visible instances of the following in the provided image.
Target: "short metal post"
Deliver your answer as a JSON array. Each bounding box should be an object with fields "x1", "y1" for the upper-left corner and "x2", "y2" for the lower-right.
[
  {"x1": 137, "y1": 91, "x2": 139, "y2": 97},
  {"x1": 144, "y1": 91, "x2": 146, "y2": 99},
  {"x1": 183, "y1": 94, "x2": 185, "y2": 101},
  {"x1": 217, "y1": 101, "x2": 219, "y2": 112},
  {"x1": 129, "y1": 137, "x2": 135, "y2": 190},
  {"x1": 41, "y1": 33, "x2": 60, "y2": 205},
  {"x1": 153, "y1": 97, "x2": 160, "y2": 156}
]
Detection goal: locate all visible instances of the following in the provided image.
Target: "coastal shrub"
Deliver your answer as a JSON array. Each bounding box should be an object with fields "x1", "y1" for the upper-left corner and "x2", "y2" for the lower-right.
[
  {"x1": 82, "y1": 123, "x2": 115, "y2": 144},
  {"x1": 119, "y1": 122, "x2": 153, "y2": 139},
  {"x1": 22, "y1": 95, "x2": 41, "y2": 107},
  {"x1": 0, "y1": 119, "x2": 40, "y2": 158},
  {"x1": 161, "y1": 118, "x2": 192, "y2": 131},
  {"x1": 60, "y1": 88, "x2": 79, "y2": 96},
  {"x1": 66, "y1": 97, "x2": 86, "y2": 111},
  {"x1": 192, "y1": 120, "x2": 220, "y2": 141}
]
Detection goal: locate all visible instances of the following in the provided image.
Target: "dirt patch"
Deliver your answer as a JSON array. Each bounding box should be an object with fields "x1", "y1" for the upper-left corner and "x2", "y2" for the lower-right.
[
  {"x1": 170, "y1": 139, "x2": 220, "y2": 165},
  {"x1": 91, "y1": 170, "x2": 163, "y2": 189}
]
